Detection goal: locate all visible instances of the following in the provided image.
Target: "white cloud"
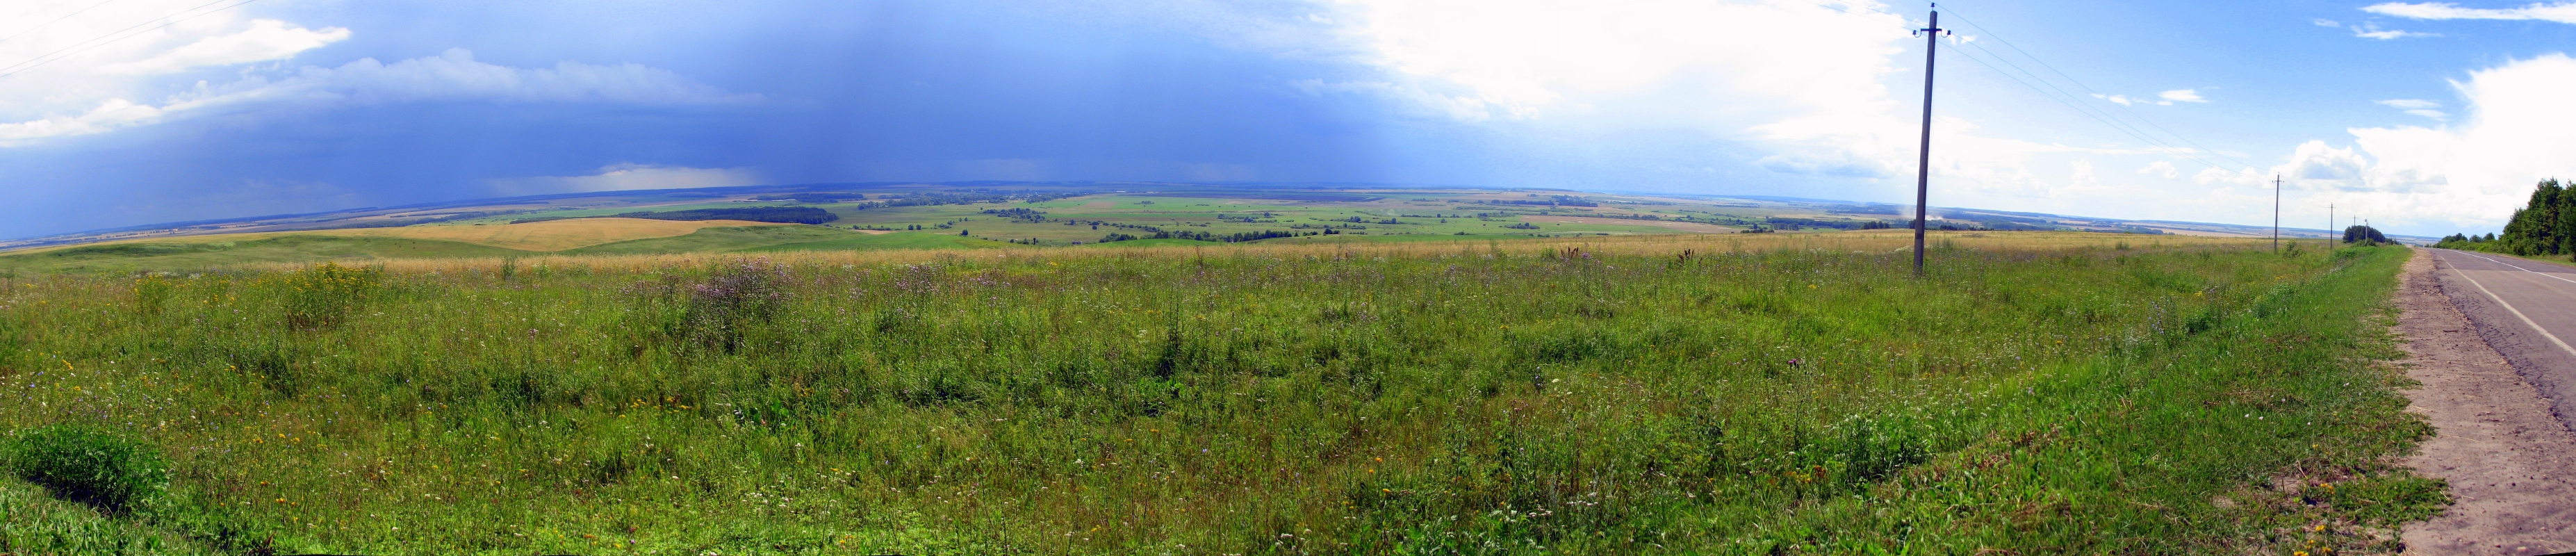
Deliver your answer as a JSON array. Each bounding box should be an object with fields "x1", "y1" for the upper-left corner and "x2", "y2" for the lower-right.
[
  {"x1": 2256, "y1": 54, "x2": 2576, "y2": 231},
  {"x1": 0, "y1": 49, "x2": 752, "y2": 145},
  {"x1": 2095, "y1": 93, "x2": 2156, "y2": 106},
  {"x1": 93, "y1": 19, "x2": 349, "y2": 75},
  {"x1": 2377, "y1": 99, "x2": 2449, "y2": 119},
  {"x1": 2314, "y1": 18, "x2": 2344, "y2": 26},
  {"x1": 0, "y1": 99, "x2": 165, "y2": 142},
  {"x1": 2094, "y1": 90, "x2": 2206, "y2": 106},
  {"x1": 2351, "y1": 22, "x2": 2441, "y2": 39},
  {"x1": 1314, "y1": 0, "x2": 1913, "y2": 124},
  {"x1": 2281, "y1": 140, "x2": 2372, "y2": 183},
  {"x1": 2364, "y1": 1, "x2": 2576, "y2": 24},
  {"x1": 1305, "y1": 0, "x2": 2112, "y2": 196},
  {"x1": 486, "y1": 163, "x2": 764, "y2": 195},
  {"x1": 2138, "y1": 160, "x2": 2179, "y2": 179}
]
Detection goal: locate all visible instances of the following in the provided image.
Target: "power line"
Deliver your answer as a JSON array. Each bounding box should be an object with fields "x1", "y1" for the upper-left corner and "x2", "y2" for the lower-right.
[
  {"x1": 0, "y1": 0, "x2": 123, "y2": 45},
  {"x1": 1937, "y1": 44, "x2": 2242, "y2": 172},
  {"x1": 1784, "y1": 1, "x2": 2267, "y2": 175},
  {"x1": 0, "y1": 0, "x2": 261, "y2": 79},
  {"x1": 1936, "y1": 6, "x2": 2267, "y2": 172},
  {"x1": 1946, "y1": 39, "x2": 2213, "y2": 163}
]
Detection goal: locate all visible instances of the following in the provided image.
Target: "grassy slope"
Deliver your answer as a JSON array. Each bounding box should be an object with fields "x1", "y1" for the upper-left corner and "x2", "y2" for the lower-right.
[
  {"x1": 0, "y1": 236, "x2": 529, "y2": 275},
  {"x1": 746, "y1": 231, "x2": 1006, "y2": 252},
  {"x1": 0, "y1": 240, "x2": 2433, "y2": 554},
  {"x1": 0, "y1": 479, "x2": 218, "y2": 555}
]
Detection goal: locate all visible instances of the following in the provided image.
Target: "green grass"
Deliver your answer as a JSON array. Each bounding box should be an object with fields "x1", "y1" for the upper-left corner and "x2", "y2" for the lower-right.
[
  {"x1": 0, "y1": 236, "x2": 527, "y2": 275},
  {"x1": 746, "y1": 231, "x2": 1008, "y2": 253},
  {"x1": 2, "y1": 477, "x2": 224, "y2": 556},
  {"x1": 0, "y1": 240, "x2": 2436, "y2": 554}
]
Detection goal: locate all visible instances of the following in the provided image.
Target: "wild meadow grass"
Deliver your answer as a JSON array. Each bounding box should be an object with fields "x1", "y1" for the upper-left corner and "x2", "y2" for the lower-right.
[{"x1": 0, "y1": 235, "x2": 2432, "y2": 554}]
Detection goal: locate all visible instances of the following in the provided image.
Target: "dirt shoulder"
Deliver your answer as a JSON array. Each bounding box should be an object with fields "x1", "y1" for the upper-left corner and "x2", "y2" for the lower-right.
[{"x1": 2395, "y1": 250, "x2": 2576, "y2": 555}]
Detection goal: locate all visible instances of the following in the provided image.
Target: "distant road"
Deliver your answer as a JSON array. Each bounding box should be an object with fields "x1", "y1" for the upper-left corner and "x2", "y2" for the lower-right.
[{"x1": 2427, "y1": 248, "x2": 2576, "y2": 431}]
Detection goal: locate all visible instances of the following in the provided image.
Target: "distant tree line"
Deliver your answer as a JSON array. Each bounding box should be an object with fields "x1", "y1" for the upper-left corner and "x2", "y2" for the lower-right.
[
  {"x1": 2345, "y1": 225, "x2": 2388, "y2": 245},
  {"x1": 981, "y1": 208, "x2": 1048, "y2": 222},
  {"x1": 2434, "y1": 233, "x2": 2496, "y2": 250},
  {"x1": 2483, "y1": 179, "x2": 2576, "y2": 256},
  {"x1": 1097, "y1": 229, "x2": 1313, "y2": 243}
]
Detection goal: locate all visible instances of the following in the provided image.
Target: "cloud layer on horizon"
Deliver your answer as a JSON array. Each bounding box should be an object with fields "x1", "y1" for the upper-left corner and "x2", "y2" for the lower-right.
[{"x1": 1, "y1": 49, "x2": 751, "y2": 145}]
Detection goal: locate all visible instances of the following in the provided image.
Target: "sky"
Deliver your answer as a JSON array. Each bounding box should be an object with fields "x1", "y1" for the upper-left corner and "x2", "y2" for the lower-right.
[{"x1": 3, "y1": 0, "x2": 2574, "y2": 238}]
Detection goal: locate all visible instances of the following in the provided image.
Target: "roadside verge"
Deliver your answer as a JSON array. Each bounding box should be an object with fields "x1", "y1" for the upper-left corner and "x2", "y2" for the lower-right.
[{"x1": 2397, "y1": 250, "x2": 2576, "y2": 554}]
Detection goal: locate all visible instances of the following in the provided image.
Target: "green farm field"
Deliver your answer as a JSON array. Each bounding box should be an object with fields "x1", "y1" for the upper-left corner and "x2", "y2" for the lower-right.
[{"x1": 0, "y1": 233, "x2": 2441, "y2": 554}]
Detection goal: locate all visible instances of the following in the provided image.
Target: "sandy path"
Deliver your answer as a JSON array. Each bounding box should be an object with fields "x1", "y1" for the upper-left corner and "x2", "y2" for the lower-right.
[{"x1": 2395, "y1": 250, "x2": 2576, "y2": 555}]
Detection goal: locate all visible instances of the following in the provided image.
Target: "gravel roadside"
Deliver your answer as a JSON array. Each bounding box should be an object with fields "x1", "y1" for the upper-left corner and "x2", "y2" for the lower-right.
[{"x1": 2396, "y1": 250, "x2": 2576, "y2": 555}]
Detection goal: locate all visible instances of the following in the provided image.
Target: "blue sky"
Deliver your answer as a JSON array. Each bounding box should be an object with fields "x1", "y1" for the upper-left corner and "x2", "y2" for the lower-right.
[{"x1": 3, "y1": 0, "x2": 2574, "y2": 237}]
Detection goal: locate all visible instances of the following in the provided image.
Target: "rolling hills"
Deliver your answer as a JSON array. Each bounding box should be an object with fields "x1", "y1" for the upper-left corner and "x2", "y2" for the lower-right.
[{"x1": 0, "y1": 181, "x2": 2394, "y2": 274}]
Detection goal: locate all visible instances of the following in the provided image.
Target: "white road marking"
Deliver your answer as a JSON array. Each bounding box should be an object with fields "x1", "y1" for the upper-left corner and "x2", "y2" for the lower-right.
[
  {"x1": 2437, "y1": 249, "x2": 2576, "y2": 360},
  {"x1": 2454, "y1": 250, "x2": 2576, "y2": 285}
]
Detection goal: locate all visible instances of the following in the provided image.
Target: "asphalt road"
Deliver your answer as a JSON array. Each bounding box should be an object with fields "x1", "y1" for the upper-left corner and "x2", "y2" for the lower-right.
[{"x1": 2426, "y1": 248, "x2": 2576, "y2": 432}]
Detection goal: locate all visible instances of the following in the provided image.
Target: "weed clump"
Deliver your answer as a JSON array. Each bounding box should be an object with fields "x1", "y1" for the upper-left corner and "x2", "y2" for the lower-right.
[
  {"x1": 132, "y1": 273, "x2": 177, "y2": 316},
  {"x1": 278, "y1": 261, "x2": 381, "y2": 329},
  {"x1": 4, "y1": 424, "x2": 169, "y2": 515},
  {"x1": 625, "y1": 257, "x2": 794, "y2": 352}
]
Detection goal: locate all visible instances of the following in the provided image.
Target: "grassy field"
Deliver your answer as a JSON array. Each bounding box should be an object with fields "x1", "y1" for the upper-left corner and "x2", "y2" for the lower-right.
[{"x1": 0, "y1": 233, "x2": 2437, "y2": 554}]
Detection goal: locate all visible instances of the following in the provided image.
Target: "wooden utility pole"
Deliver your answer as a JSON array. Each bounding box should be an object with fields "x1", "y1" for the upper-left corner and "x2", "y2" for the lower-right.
[
  {"x1": 2329, "y1": 204, "x2": 2335, "y2": 250},
  {"x1": 2273, "y1": 174, "x2": 2283, "y2": 252},
  {"x1": 1912, "y1": 5, "x2": 1947, "y2": 276}
]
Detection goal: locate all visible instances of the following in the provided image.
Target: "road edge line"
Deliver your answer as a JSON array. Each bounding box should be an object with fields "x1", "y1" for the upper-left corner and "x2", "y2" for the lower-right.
[
  {"x1": 2438, "y1": 249, "x2": 2576, "y2": 360},
  {"x1": 2454, "y1": 249, "x2": 2576, "y2": 285}
]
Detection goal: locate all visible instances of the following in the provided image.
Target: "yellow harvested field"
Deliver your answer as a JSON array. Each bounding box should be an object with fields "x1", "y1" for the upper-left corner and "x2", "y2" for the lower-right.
[
  {"x1": 10, "y1": 218, "x2": 786, "y2": 254},
  {"x1": 1523, "y1": 215, "x2": 1740, "y2": 233}
]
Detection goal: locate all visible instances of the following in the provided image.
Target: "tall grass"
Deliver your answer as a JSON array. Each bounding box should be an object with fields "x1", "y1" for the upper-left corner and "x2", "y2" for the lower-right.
[{"x1": 0, "y1": 235, "x2": 2428, "y2": 554}]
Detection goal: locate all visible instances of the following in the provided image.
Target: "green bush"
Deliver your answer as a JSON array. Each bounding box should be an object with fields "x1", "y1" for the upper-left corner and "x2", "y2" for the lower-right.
[{"x1": 4, "y1": 425, "x2": 169, "y2": 515}]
